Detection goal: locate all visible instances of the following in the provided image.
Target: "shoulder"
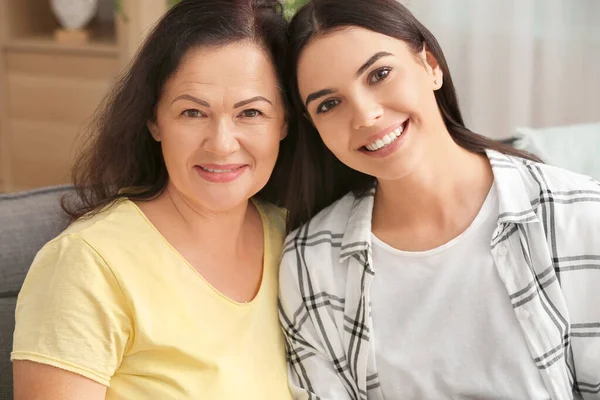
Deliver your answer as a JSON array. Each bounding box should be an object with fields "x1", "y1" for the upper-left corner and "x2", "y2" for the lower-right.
[
  {"x1": 23, "y1": 233, "x2": 123, "y2": 313},
  {"x1": 252, "y1": 199, "x2": 292, "y2": 265},
  {"x1": 278, "y1": 194, "x2": 355, "y2": 304},
  {"x1": 34, "y1": 233, "x2": 106, "y2": 272},
  {"x1": 253, "y1": 198, "x2": 286, "y2": 237},
  {"x1": 280, "y1": 192, "x2": 360, "y2": 278},
  {"x1": 504, "y1": 154, "x2": 599, "y2": 193},
  {"x1": 285, "y1": 192, "x2": 358, "y2": 247},
  {"x1": 25, "y1": 199, "x2": 151, "y2": 294},
  {"x1": 39, "y1": 199, "x2": 137, "y2": 267},
  {"x1": 32, "y1": 199, "x2": 145, "y2": 278},
  {"x1": 505, "y1": 154, "x2": 600, "y2": 233},
  {"x1": 62, "y1": 198, "x2": 144, "y2": 239},
  {"x1": 48, "y1": 198, "x2": 158, "y2": 269},
  {"x1": 15, "y1": 232, "x2": 132, "y2": 386},
  {"x1": 253, "y1": 195, "x2": 359, "y2": 248}
]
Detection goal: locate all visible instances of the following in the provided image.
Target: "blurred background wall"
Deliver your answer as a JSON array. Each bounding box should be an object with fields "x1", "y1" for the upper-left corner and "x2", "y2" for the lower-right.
[
  {"x1": 409, "y1": 0, "x2": 600, "y2": 140},
  {"x1": 0, "y1": 0, "x2": 598, "y2": 193}
]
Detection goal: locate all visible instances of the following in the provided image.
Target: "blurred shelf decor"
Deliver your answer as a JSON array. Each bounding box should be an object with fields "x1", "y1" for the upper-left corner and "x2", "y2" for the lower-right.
[
  {"x1": 50, "y1": 0, "x2": 100, "y2": 43},
  {"x1": 0, "y1": 0, "x2": 169, "y2": 192},
  {"x1": 160, "y1": 0, "x2": 309, "y2": 19}
]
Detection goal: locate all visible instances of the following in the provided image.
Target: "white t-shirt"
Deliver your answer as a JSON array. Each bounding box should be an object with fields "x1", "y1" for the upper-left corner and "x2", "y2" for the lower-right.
[{"x1": 370, "y1": 184, "x2": 550, "y2": 400}]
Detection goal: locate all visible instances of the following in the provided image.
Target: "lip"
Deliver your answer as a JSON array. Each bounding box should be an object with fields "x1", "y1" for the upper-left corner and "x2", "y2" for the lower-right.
[
  {"x1": 194, "y1": 163, "x2": 248, "y2": 183},
  {"x1": 197, "y1": 164, "x2": 246, "y2": 170},
  {"x1": 359, "y1": 119, "x2": 410, "y2": 158},
  {"x1": 360, "y1": 119, "x2": 408, "y2": 149}
]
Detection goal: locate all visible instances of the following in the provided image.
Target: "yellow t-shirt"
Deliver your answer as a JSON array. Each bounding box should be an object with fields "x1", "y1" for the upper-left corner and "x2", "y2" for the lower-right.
[{"x1": 12, "y1": 198, "x2": 292, "y2": 399}]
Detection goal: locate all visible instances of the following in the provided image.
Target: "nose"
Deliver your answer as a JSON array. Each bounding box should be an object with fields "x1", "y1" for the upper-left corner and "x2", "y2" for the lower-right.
[
  {"x1": 350, "y1": 95, "x2": 384, "y2": 130},
  {"x1": 202, "y1": 119, "x2": 240, "y2": 156}
]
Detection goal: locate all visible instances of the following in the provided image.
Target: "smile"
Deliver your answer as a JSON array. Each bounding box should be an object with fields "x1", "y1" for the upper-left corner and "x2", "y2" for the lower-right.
[
  {"x1": 198, "y1": 166, "x2": 242, "y2": 173},
  {"x1": 194, "y1": 164, "x2": 248, "y2": 184},
  {"x1": 364, "y1": 120, "x2": 407, "y2": 152}
]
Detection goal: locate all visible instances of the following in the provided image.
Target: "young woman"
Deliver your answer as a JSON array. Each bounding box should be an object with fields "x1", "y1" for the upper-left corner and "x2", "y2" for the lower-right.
[
  {"x1": 12, "y1": 0, "x2": 292, "y2": 398},
  {"x1": 278, "y1": 0, "x2": 600, "y2": 399}
]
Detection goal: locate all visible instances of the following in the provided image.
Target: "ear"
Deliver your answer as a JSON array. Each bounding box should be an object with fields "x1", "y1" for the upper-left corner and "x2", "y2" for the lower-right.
[
  {"x1": 147, "y1": 120, "x2": 161, "y2": 142},
  {"x1": 421, "y1": 45, "x2": 443, "y2": 90},
  {"x1": 280, "y1": 122, "x2": 288, "y2": 140}
]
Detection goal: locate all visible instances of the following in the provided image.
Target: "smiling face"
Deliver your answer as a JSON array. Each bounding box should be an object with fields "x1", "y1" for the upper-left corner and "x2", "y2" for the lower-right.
[
  {"x1": 148, "y1": 41, "x2": 286, "y2": 212},
  {"x1": 297, "y1": 26, "x2": 445, "y2": 181}
]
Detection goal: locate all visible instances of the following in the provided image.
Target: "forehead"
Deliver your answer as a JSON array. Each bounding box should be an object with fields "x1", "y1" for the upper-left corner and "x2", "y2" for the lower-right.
[
  {"x1": 165, "y1": 41, "x2": 279, "y2": 94},
  {"x1": 297, "y1": 27, "x2": 411, "y2": 94}
]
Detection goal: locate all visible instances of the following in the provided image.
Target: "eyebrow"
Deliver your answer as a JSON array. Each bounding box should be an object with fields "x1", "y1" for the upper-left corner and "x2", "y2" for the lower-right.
[
  {"x1": 355, "y1": 51, "x2": 394, "y2": 77},
  {"x1": 304, "y1": 51, "x2": 395, "y2": 108},
  {"x1": 305, "y1": 89, "x2": 335, "y2": 108},
  {"x1": 234, "y1": 96, "x2": 272, "y2": 108},
  {"x1": 171, "y1": 94, "x2": 210, "y2": 107}
]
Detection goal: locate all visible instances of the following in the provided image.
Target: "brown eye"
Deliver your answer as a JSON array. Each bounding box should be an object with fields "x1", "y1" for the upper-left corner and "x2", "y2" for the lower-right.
[
  {"x1": 369, "y1": 67, "x2": 392, "y2": 84},
  {"x1": 316, "y1": 99, "x2": 340, "y2": 114},
  {"x1": 182, "y1": 109, "x2": 204, "y2": 118},
  {"x1": 240, "y1": 109, "x2": 263, "y2": 118}
]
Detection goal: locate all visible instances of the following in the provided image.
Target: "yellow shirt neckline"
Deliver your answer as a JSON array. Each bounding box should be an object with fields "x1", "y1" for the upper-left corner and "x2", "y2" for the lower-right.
[{"x1": 123, "y1": 197, "x2": 271, "y2": 308}]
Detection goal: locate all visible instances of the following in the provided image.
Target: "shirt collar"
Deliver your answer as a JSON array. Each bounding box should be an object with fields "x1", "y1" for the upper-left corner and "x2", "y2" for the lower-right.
[
  {"x1": 338, "y1": 150, "x2": 539, "y2": 263},
  {"x1": 339, "y1": 188, "x2": 375, "y2": 263},
  {"x1": 486, "y1": 149, "x2": 539, "y2": 225}
]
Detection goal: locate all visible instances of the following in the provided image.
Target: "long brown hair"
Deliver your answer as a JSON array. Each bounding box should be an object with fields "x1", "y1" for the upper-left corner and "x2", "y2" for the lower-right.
[
  {"x1": 283, "y1": 0, "x2": 540, "y2": 232},
  {"x1": 63, "y1": 0, "x2": 291, "y2": 220}
]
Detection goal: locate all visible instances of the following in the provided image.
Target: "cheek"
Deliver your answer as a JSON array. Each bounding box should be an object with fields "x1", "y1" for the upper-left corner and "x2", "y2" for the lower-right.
[
  {"x1": 402, "y1": 76, "x2": 437, "y2": 111},
  {"x1": 382, "y1": 77, "x2": 422, "y2": 110},
  {"x1": 160, "y1": 127, "x2": 201, "y2": 168},
  {"x1": 245, "y1": 127, "x2": 282, "y2": 164},
  {"x1": 316, "y1": 126, "x2": 355, "y2": 166},
  {"x1": 316, "y1": 117, "x2": 352, "y2": 153}
]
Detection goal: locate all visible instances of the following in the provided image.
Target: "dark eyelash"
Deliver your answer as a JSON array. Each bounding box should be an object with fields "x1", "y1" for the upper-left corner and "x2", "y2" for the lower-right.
[
  {"x1": 242, "y1": 109, "x2": 264, "y2": 117},
  {"x1": 182, "y1": 109, "x2": 203, "y2": 118},
  {"x1": 316, "y1": 99, "x2": 340, "y2": 115},
  {"x1": 369, "y1": 67, "x2": 393, "y2": 84}
]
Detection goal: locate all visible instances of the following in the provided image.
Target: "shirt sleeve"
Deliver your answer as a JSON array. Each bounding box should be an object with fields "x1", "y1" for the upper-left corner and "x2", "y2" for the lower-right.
[
  {"x1": 278, "y1": 248, "x2": 352, "y2": 400},
  {"x1": 11, "y1": 234, "x2": 133, "y2": 386}
]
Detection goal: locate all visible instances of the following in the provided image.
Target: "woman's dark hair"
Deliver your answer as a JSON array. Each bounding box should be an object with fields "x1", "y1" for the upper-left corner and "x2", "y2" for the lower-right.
[
  {"x1": 283, "y1": 0, "x2": 540, "y2": 232},
  {"x1": 63, "y1": 0, "x2": 290, "y2": 220}
]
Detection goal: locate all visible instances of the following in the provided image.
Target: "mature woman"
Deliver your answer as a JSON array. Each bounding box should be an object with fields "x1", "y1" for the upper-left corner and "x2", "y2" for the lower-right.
[
  {"x1": 12, "y1": 0, "x2": 292, "y2": 398},
  {"x1": 278, "y1": 0, "x2": 600, "y2": 399}
]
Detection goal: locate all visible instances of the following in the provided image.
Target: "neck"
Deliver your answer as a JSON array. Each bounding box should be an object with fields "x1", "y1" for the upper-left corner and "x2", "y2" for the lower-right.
[
  {"x1": 373, "y1": 138, "x2": 493, "y2": 233},
  {"x1": 161, "y1": 184, "x2": 251, "y2": 254}
]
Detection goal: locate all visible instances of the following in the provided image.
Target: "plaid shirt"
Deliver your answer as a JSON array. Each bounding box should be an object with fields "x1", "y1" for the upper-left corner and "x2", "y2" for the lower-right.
[{"x1": 279, "y1": 150, "x2": 600, "y2": 400}]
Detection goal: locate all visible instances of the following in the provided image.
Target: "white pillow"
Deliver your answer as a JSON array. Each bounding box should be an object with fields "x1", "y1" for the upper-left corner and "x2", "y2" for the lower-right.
[{"x1": 513, "y1": 122, "x2": 600, "y2": 181}]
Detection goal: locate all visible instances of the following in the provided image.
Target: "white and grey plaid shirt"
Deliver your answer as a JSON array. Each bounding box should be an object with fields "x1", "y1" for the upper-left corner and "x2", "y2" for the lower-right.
[{"x1": 279, "y1": 150, "x2": 600, "y2": 400}]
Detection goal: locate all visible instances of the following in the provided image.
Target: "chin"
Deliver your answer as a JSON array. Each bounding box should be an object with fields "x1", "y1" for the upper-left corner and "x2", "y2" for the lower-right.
[
  {"x1": 358, "y1": 162, "x2": 417, "y2": 183},
  {"x1": 199, "y1": 192, "x2": 252, "y2": 213}
]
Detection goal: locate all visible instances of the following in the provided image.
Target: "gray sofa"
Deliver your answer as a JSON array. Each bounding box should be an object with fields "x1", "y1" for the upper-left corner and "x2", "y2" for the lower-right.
[{"x1": 0, "y1": 185, "x2": 73, "y2": 399}]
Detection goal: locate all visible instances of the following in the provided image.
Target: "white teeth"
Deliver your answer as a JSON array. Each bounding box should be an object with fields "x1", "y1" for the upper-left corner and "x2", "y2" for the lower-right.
[
  {"x1": 200, "y1": 167, "x2": 235, "y2": 173},
  {"x1": 365, "y1": 124, "x2": 405, "y2": 152}
]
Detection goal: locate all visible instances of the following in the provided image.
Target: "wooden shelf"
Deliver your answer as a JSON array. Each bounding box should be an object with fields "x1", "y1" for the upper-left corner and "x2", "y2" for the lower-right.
[
  {"x1": 0, "y1": 0, "x2": 170, "y2": 193},
  {"x1": 5, "y1": 34, "x2": 119, "y2": 57}
]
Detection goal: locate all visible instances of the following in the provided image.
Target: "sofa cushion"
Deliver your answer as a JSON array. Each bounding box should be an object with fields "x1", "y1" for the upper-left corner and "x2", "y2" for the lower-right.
[
  {"x1": 0, "y1": 185, "x2": 73, "y2": 298},
  {"x1": 513, "y1": 122, "x2": 600, "y2": 181},
  {"x1": 0, "y1": 297, "x2": 17, "y2": 397}
]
